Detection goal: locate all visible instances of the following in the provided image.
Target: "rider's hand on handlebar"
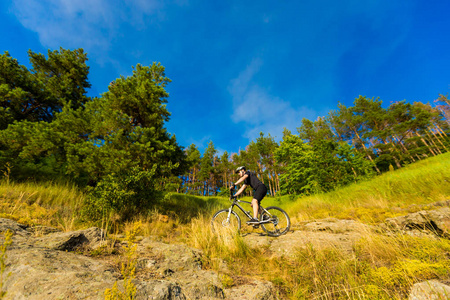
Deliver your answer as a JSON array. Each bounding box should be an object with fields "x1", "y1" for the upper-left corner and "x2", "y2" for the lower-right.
[{"x1": 230, "y1": 183, "x2": 236, "y2": 190}]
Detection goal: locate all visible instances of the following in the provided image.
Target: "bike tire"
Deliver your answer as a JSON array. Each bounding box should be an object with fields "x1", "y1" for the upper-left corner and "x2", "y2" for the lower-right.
[
  {"x1": 260, "y1": 206, "x2": 290, "y2": 237},
  {"x1": 211, "y1": 209, "x2": 241, "y2": 234}
]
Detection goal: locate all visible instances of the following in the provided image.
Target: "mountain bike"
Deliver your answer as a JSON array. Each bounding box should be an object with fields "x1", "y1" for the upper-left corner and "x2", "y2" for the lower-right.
[{"x1": 211, "y1": 188, "x2": 290, "y2": 237}]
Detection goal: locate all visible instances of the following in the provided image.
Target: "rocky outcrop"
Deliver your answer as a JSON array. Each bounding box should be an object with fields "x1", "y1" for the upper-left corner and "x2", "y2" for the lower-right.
[
  {"x1": 1, "y1": 202, "x2": 449, "y2": 300},
  {"x1": 408, "y1": 280, "x2": 450, "y2": 300},
  {"x1": 385, "y1": 207, "x2": 450, "y2": 238},
  {"x1": 1, "y1": 219, "x2": 117, "y2": 299},
  {"x1": 0, "y1": 218, "x2": 276, "y2": 300},
  {"x1": 34, "y1": 227, "x2": 107, "y2": 251},
  {"x1": 243, "y1": 218, "x2": 373, "y2": 256}
]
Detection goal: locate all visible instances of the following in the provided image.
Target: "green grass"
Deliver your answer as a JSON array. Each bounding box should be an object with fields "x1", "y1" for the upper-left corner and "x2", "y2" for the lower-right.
[
  {"x1": 284, "y1": 151, "x2": 450, "y2": 224},
  {"x1": 157, "y1": 192, "x2": 228, "y2": 222}
]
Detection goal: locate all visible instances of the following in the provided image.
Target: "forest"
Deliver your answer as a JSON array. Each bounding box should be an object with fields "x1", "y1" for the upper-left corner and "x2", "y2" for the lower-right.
[{"x1": 1, "y1": 48, "x2": 449, "y2": 220}]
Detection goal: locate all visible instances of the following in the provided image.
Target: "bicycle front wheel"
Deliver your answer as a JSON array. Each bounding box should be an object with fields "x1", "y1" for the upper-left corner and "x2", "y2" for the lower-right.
[
  {"x1": 260, "y1": 206, "x2": 290, "y2": 237},
  {"x1": 211, "y1": 209, "x2": 241, "y2": 234}
]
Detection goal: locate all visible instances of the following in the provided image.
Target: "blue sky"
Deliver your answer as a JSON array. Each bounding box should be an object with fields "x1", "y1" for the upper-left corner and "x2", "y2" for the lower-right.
[{"x1": 1, "y1": 1, "x2": 450, "y2": 154}]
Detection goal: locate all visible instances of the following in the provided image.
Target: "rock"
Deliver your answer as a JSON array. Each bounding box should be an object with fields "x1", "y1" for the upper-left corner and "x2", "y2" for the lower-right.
[
  {"x1": 4, "y1": 247, "x2": 117, "y2": 299},
  {"x1": 136, "y1": 238, "x2": 228, "y2": 299},
  {"x1": 408, "y1": 280, "x2": 450, "y2": 300},
  {"x1": 0, "y1": 218, "x2": 29, "y2": 236},
  {"x1": 27, "y1": 225, "x2": 61, "y2": 235},
  {"x1": 81, "y1": 227, "x2": 107, "y2": 250},
  {"x1": 138, "y1": 237, "x2": 203, "y2": 272},
  {"x1": 1, "y1": 218, "x2": 277, "y2": 299},
  {"x1": 135, "y1": 280, "x2": 186, "y2": 300},
  {"x1": 34, "y1": 227, "x2": 106, "y2": 251},
  {"x1": 226, "y1": 280, "x2": 276, "y2": 300},
  {"x1": 385, "y1": 207, "x2": 450, "y2": 237},
  {"x1": 243, "y1": 218, "x2": 371, "y2": 256},
  {"x1": 245, "y1": 230, "x2": 363, "y2": 256},
  {"x1": 302, "y1": 218, "x2": 374, "y2": 233},
  {"x1": 431, "y1": 200, "x2": 450, "y2": 207}
]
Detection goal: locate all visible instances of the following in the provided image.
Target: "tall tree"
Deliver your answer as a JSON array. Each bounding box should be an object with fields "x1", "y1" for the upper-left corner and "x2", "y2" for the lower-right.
[
  {"x1": 435, "y1": 94, "x2": 450, "y2": 127},
  {"x1": 275, "y1": 133, "x2": 374, "y2": 195},
  {"x1": 275, "y1": 134, "x2": 317, "y2": 194},
  {"x1": 184, "y1": 144, "x2": 202, "y2": 194},
  {"x1": 328, "y1": 99, "x2": 381, "y2": 173},
  {"x1": 0, "y1": 48, "x2": 90, "y2": 129},
  {"x1": 217, "y1": 151, "x2": 233, "y2": 193},
  {"x1": 256, "y1": 132, "x2": 279, "y2": 195},
  {"x1": 1, "y1": 59, "x2": 185, "y2": 218},
  {"x1": 199, "y1": 141, "x2": 217, "y2": 195}
]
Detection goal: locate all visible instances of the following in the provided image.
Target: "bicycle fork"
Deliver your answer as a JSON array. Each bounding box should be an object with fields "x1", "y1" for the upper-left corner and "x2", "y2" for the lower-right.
[
  {"x1": 224, "y1": 204, "x2": 238, "y2": 225},
  {"x1": 226, "y1": 207, "x2": 233, "y2": 222}
]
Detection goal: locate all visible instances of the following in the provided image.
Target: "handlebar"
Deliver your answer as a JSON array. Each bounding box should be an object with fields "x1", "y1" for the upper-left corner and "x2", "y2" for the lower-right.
[{"x1": 229, "y1": 187, "x2": 237, "y2": 200}]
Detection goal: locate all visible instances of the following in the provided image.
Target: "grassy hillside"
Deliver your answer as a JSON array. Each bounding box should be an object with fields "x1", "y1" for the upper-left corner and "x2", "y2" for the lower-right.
[
  {"x1": 0, "y1": 152, "x2": 449, "y2": 299},
  {"x1": 286, "y1": 151, "x2": 450, "y2": 224},
  {"x1": 1, "y1": 152, "x2": 448, "y2": 230},
  {"x1": 0, "y1": 181, "x2": 85, "y2": 230}
]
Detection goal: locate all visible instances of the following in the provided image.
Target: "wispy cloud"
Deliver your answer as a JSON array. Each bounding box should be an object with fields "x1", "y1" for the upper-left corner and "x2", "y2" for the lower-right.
[
  {"x1": 225, "y1": 1, "x2": 415, "y2": 144},
  {"x1": 228, "y1": 59, "x2": 318, "y2": 141},
  {"x1": 185, "y1": 135, "x2": 212, "y2": 151},
  {"x1": 9, "y1": 0, "x2": 164, "y2": 54}
]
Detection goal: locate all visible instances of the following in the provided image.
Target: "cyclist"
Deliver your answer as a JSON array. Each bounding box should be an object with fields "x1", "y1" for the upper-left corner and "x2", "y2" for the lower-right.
[{"x1": 230, "y1": 166, "x2": 267, "y2": 225}]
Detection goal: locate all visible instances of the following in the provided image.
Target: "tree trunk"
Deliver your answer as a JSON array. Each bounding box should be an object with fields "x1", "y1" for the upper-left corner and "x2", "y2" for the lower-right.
[
  {"x1": 352, "y1": 127, "x2": 381, "y2": 174},
  {"x1": 268, "y1": 176, "x2": 273, "y2": 197},
  {"x1": 270, "y1": 173, "x2": 276, "y2": 196},
  {"x1": 393, "y1": 134, "x2": 415, "y2": 162},
  {"x1": 425, "y1": 130, "x2": 442, "y2": 154},
  {"x1": 429, "y1": 127, "x2": 448, "y2": 151},
  {"x1": 433, "y1": 123, "x2": 447, "y2": 137},
  {"x1": 275, "y1": 173, "x2": 280, "y2": 195},
  {"x1": 417, "y1": 132, "x2": 436, "y2": 156}
]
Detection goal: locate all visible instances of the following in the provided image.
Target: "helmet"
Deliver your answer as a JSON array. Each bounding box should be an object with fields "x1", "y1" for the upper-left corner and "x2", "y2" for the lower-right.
[{"x1": 235, "y1": 166, "x2": 246, "y2": 174}]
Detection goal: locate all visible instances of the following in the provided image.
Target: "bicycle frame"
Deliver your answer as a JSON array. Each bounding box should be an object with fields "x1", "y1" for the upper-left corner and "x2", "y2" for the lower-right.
[
  {"x1": 212, "y1": 188, "x2": 290, "y2": 236},
  {"x1": 226, "y1": 189, "x2": 273, "y2": 224}
]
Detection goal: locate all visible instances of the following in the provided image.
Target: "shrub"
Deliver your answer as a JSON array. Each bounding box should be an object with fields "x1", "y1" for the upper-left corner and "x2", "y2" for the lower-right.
[{"x1": 83, "y1": 166, "x2": 161, "y2": 221}]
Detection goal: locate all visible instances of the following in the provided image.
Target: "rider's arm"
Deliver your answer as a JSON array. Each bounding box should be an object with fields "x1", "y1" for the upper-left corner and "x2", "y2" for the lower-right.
[
  {"x1": 233, "y1": 173, "x2": 248, "y2": 187},
  {"x1": 234, "y1": 184, "x2": 247, "y2": 197}
]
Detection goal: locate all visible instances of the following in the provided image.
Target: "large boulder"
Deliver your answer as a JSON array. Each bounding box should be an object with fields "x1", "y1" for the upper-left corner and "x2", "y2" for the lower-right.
[
  {"x1": 135, "y1": 237, "x2": 277, "y2": 299},
  {"x1": 243, "y1": 218, "x2": 372, "y2": 256},
  {"x1": 4, "y1": 247, "x2": 117, "y2": 299},
  {"x1": 0, "y1": 218, "x2": 30, "y2": 236},
  {"x1": 408, "y1": 280, "x2": 450, "y2": 300},
  {"x1": 34, "y1": 227, "x2": 106, "y2": 251},
  {"x1": 301, "y1": 218, "x2": 374, "y2": 233},
  {"x1": 385, "y1": 207, "x2": 450, "y2": 238},
  {"x1": 0, "y1": 218, "x2": 277, "y2": 299}
]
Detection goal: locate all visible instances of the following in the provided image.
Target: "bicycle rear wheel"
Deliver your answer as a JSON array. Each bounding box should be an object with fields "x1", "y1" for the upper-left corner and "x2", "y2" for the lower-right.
[
  {"x1": 260, "y1": 206, "x2": 290, "y2": 237},
  {"x1": 211, "y1": 209, "x2": 241, "y2": 234}
]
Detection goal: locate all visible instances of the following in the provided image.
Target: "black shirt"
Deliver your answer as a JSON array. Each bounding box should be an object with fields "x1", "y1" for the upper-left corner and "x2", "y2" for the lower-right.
[{"x1": 243, "y1": 171, "x2": 263, "y2": 190}]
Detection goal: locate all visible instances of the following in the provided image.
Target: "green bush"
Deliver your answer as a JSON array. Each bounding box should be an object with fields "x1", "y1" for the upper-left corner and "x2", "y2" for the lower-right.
[{"x1": 82, "y1": 166, "x2": 160, "y2": 221}]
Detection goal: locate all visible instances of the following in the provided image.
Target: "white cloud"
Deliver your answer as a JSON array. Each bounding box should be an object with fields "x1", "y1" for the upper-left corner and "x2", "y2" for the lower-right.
[
  {"x1": 11, "y1": 0, "x2": 109, "y2": 49},
  {"x1": 228, "y1": 59, "x2": 318, "y2": 141},
  {"x1": 9, "y1": 0, "x2": 164, "y2": 54}
]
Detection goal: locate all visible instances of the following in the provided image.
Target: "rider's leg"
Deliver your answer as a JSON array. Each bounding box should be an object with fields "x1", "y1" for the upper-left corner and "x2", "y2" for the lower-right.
[{"x1": 252, "y1": 198, "x2": 259, "y2": 219}]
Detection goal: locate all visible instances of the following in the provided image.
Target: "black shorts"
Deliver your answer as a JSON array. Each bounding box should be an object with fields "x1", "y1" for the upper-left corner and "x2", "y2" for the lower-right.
[{"x1": 253, "y1": 184, "x2": 267, "y2": 202}]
